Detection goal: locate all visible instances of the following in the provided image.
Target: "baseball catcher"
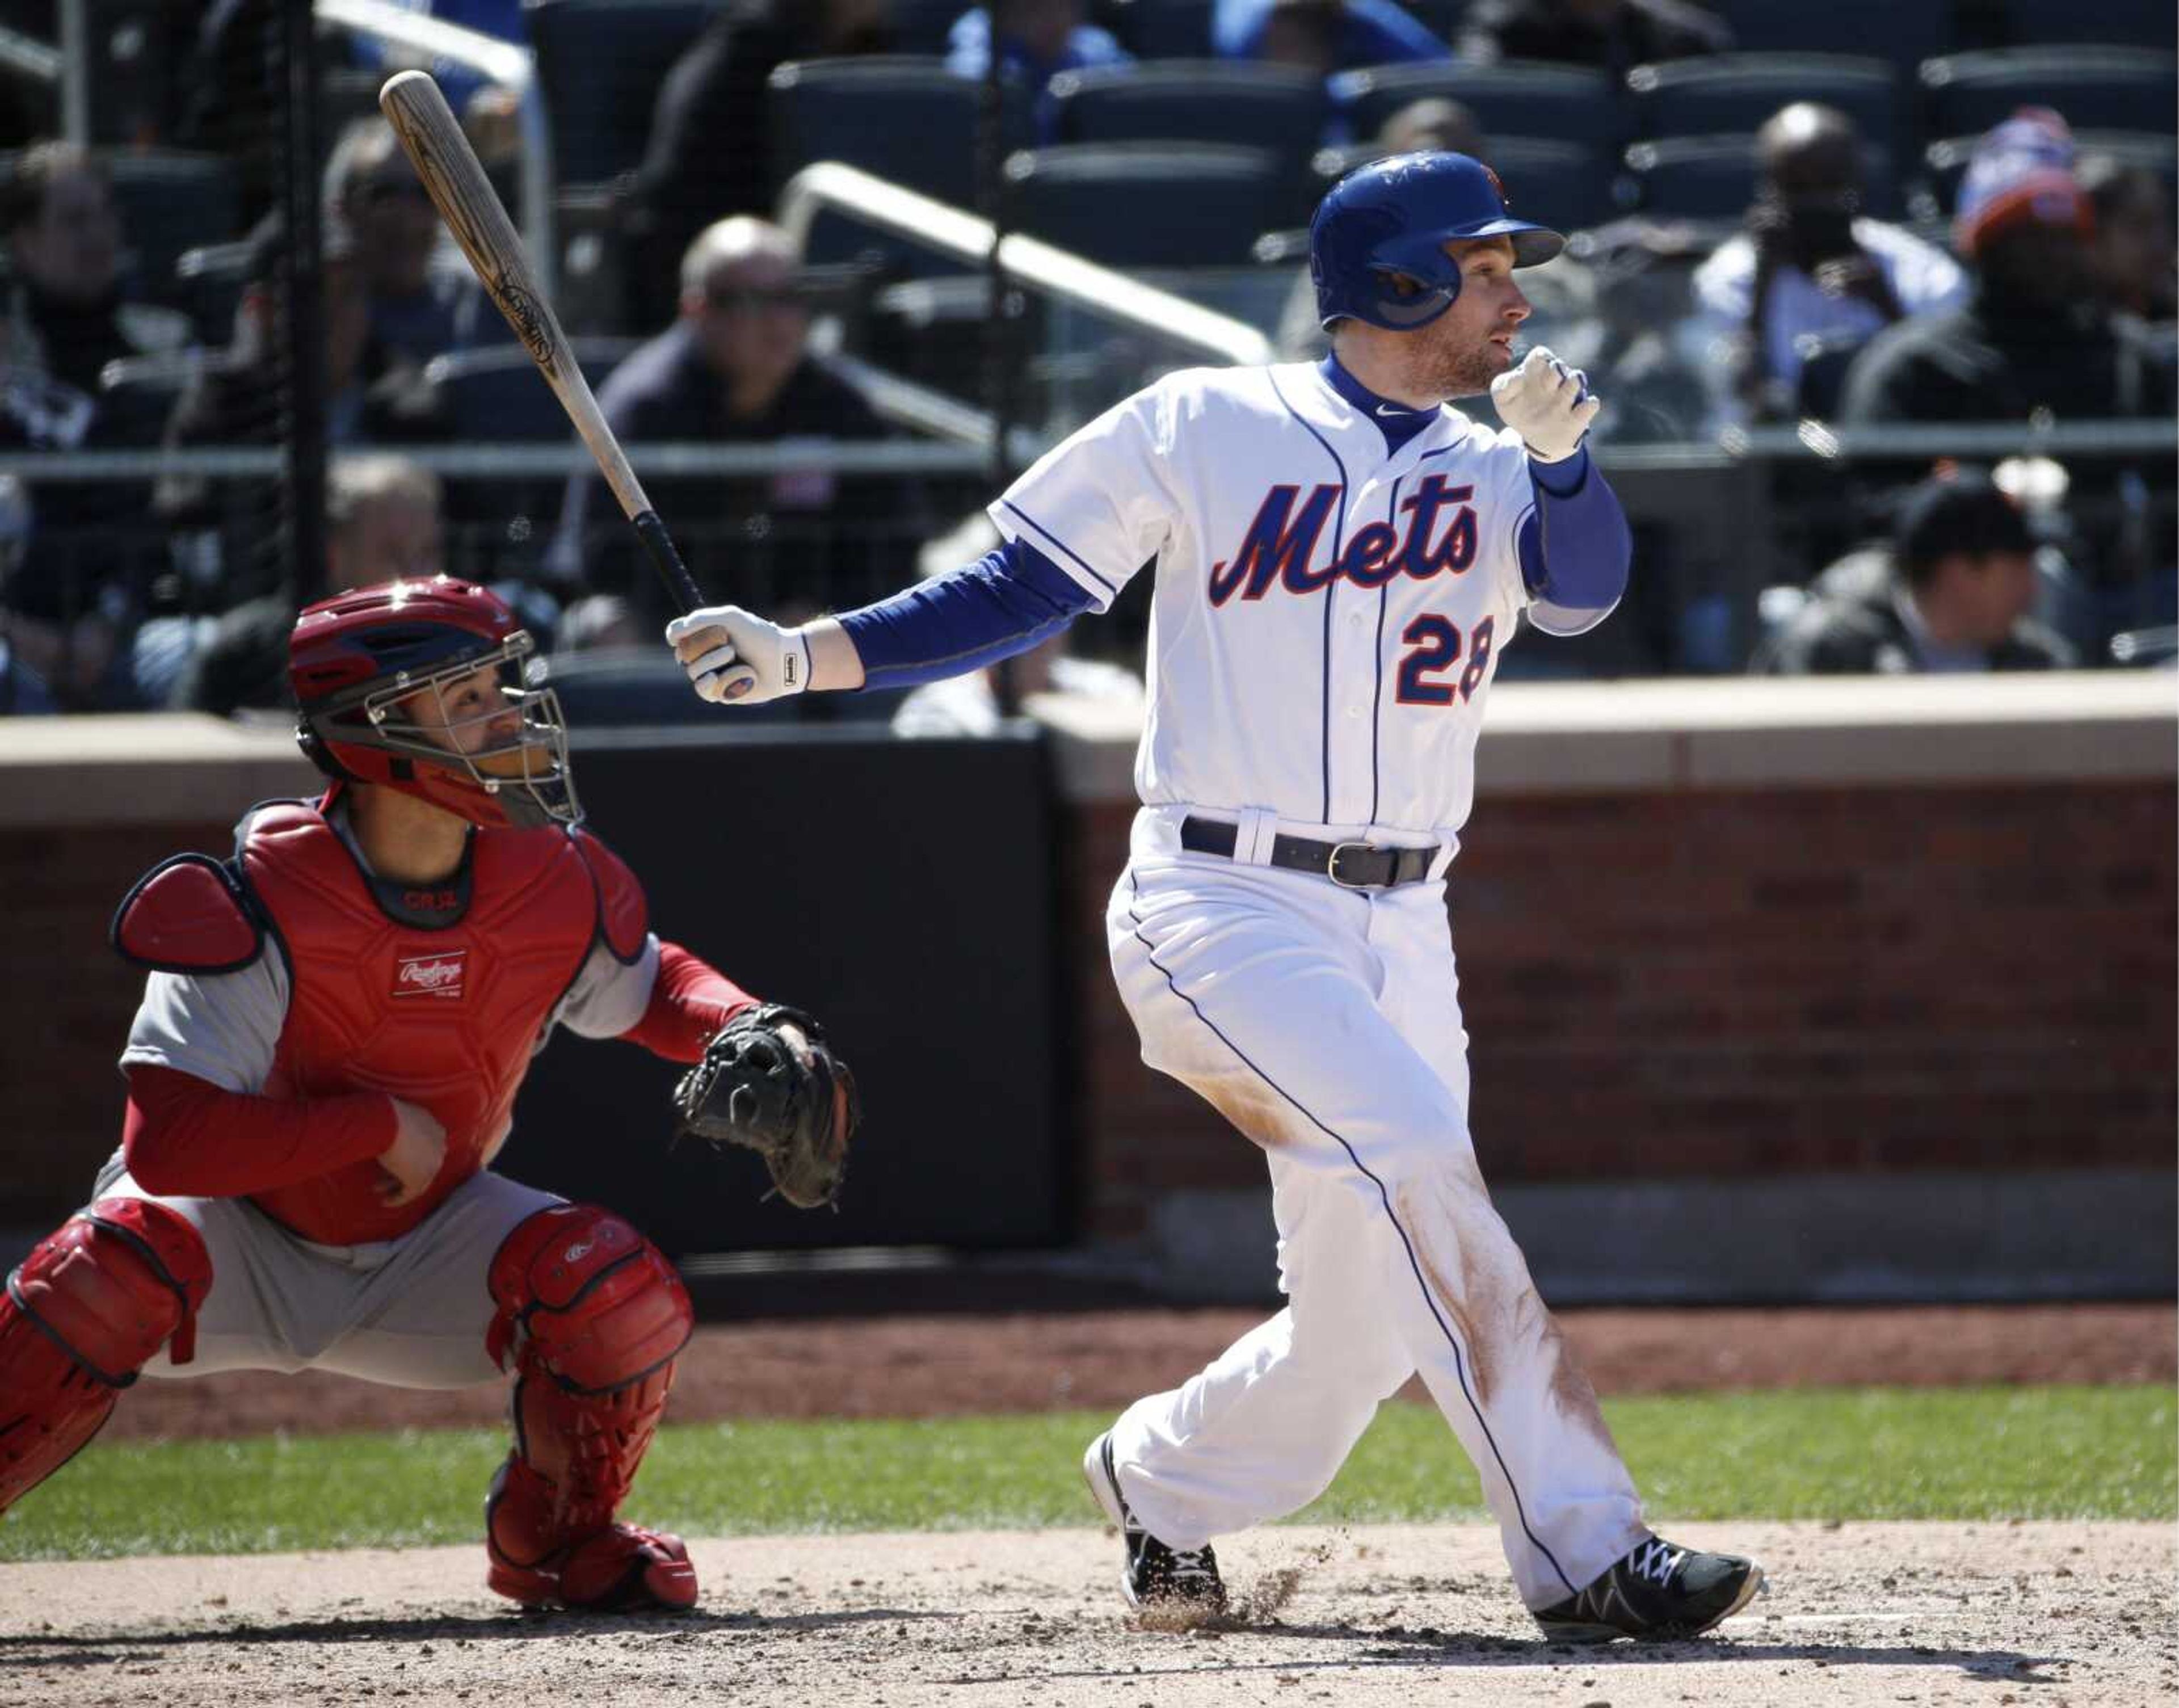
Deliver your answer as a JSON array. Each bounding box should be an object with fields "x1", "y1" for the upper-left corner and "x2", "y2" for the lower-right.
[
  {"x1": 674, "y1": 1004, "x2": 859, "y2": 1209},
  {"x1": 0, "y1": 578, "x2": 860, "y2": 1616}
]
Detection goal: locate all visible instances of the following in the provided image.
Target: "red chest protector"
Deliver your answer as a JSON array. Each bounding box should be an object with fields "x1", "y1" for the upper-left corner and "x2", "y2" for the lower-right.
[{"x1": 118, "y1": 793, "x2": 649, "y2": 1245}]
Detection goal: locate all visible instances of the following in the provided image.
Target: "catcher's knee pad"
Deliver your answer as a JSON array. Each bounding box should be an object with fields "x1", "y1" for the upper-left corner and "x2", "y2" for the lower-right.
[
  {"x1": 0, "y1": 1200, "x2": 212, "y2": 1516},
  {"x1": 485, "y1": 1205, "x2": 692, "y2": 1560},
  {"x1": 485, "y1": 1204, "x2": 691, "y2": 1395}
]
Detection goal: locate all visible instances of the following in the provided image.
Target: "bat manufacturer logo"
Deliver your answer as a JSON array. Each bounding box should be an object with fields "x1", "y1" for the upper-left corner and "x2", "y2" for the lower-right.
[
  {"x1": 494, "y1": 281, "x2": 558, "y2": 374},
  {"x1": 393, "y1": 948, "x2": 466, "y2": 999}
]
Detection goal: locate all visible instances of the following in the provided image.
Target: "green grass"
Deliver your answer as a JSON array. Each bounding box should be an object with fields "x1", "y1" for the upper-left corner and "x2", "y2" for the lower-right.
[{"x1": 2, "y1": 1386, "x2": 2170, "y2": 1563}]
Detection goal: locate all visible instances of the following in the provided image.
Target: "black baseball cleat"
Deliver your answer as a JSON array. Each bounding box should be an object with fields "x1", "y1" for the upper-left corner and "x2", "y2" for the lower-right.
[
  {"x1": 1082, "y1": 1430, "x2": 1227, "y2": 1613},
  {"x1": 1533, "y1": 1534, "x2": 1764, "y2": 1643}
]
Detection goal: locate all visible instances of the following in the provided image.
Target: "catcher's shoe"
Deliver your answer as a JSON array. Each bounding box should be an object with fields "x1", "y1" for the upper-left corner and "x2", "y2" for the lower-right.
[
  {"x1": 487, "y1": 1522, "x2": 699, "y2": 1612},
  {"x1": 1082, "y1": 1430, "x2": 1226, "y2": 1613},
  {"x1": 1533, "y1": 1534, "x2": 1762, "y2": 1643}
]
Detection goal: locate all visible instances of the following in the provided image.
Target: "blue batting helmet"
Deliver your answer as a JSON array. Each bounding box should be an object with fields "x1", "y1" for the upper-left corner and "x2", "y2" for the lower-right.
[{"x1": 1310, "y1": 152, "x2": 1566, "y2": 331}]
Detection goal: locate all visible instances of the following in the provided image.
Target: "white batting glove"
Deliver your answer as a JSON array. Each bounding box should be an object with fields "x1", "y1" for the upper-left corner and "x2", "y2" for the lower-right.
[
  {"x1": 1489, "y1": 346, "x2": 1600, "y2": 464},
  {"x1": 664, "y1": 605, "x2": 811, "y2": 706}
]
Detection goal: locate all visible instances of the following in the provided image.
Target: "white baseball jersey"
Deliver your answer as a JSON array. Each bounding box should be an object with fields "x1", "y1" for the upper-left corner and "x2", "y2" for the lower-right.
[{"x1": 988, "y1": 362, "x2": 1541, "y2": 842}]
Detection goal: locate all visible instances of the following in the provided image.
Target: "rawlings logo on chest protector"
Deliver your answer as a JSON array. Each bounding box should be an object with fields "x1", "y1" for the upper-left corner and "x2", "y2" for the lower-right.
[
  {"x1": 393, "y1": 948, "x2": 467, "y2": 999},
  {"x1": 1209, "y1": 474, "x2": 1478, "y2": 607}
]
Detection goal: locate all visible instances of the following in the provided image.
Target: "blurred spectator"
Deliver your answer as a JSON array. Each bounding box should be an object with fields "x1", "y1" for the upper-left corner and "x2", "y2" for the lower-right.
[
  {"x1": 342, "y1": 0, "x2": 528, "y2": 117},
  {"x1": 1840, "y1": 110, "x2": 2173, "y2": 426},
  {"x1": 890, "y1": 515, "x2": 1142, "y2": 734},
  {"x1": 2079, "y1": 154, "x2": 2176, "y2": 326},
  {"x1": 1689, "y1": 104, "x2": 1966, "y2": 431},
  {"x1": 946, "y1": 1, "x2": 1131, "y2": 138},
  {"x1": 324, "y1": 118, "x2": 500, "y2": 369},
  {"x1": 171, "y1": 455, "x2": 447, "y2": 716},
  {"x1": 154, "y1": 209, "x2": 449, "y2": 616},
  {"x1": 1752, "y1": 469, "x2": 2073, "y2": 674},
  {"x1": 550, "y1": 216, "x2": 926, "y2": 626},
  {"x1": 1214, "y1": 0, "x2": 1450, "y2": 73},
  {"x1": 1458, "y1": 0, "x2": 1731, "y2": 71},
  {"x1": 0, "y1": 473, "x2": 55, "y2": 713},
  {"x1": 622, "y1": 0, "x2": 894, "y2": 330},
  {"x1": 1376, "y1": 98, "x2": 1486, "y2": 159},
  {"x1": 0, "y1": 143, "x2": 191, "y2": 709}
]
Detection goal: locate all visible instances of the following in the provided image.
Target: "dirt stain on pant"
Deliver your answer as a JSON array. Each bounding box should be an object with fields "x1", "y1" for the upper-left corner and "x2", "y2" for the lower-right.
[{"x1": 1394, "y1": 1176, "x2": 1617, "y2": 1455}]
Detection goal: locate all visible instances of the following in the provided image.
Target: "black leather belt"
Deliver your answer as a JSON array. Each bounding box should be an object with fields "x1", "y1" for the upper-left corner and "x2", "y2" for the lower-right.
[{"x1": 1180, "y1": 815, "x2": 1438, "y2": 890}]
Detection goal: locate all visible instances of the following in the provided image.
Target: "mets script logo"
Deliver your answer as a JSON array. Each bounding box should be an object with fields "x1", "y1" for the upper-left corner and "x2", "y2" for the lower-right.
[
  {"x1": 1209, "y1": 474, "x2": 1478, "y2": 607},
  {"x1": 393, "y1": 948, "x2": 466, "y2": 1000}
]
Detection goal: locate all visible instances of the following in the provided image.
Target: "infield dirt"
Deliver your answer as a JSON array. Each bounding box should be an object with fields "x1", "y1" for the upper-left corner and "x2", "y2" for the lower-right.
[{"x1": 2, "y1": 1521, "x2": 2171, "y2": 1707}]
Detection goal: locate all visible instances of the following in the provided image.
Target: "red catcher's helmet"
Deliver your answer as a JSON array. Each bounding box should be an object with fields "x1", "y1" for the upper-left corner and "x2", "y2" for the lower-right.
[{"x1": 288, "y1": 577, "x2": 580, "y2": 830}]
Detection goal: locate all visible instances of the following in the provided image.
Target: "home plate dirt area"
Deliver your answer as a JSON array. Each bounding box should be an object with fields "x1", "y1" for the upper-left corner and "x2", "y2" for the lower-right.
[{"x1": 1, "y1": 1522, "x2": 2170, "y2": 1707}]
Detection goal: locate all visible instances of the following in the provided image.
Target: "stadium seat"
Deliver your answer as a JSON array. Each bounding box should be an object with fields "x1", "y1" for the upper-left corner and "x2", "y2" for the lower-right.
[
  {"x1": 1050, "y1": 61, "x2": 1327, "y2": 166},
  {"x1": 1917, "y1": 48, "x2": 2178, "y2": 142},
  {"x1": 1103, "y1": 0, "x2": 1218, "y2": 60},
  {"x1": 1997, "y1": 0, "x2": 2176, "y2": 50},
  {"x1": 1624, "y1": 134, "x2": 1902, "y2": 221},
  {"x1": 890, "y1": 0, "x2": 971, "y2": 54},
  {"x1": 1003, "y1": 142, "x2": 1293, "y2": 268},
  {"x1": 424, "y1": 339, "x2": 642, "y2": 442},
  {"x1": 1311, "y1": 134, "x2": 1619, "y2": 232},
  {"x1": 1626, "y1": 54, "x2": 1903, "y2": 157},
  {"x1": 527, "y1": 0, "x2": 713, "y2": 187},
  {"x1": 1331, "y1": 60, "x2": 1625, "y2": 154},
  {"x1": 174, "y1": 235, "x2": 254, "y2": 340},
  {"x1": 100, "y1": 151, "x2": 241, "y2": 308},
  {"x1": 1703, "y1": 0, "x2": 1953, "y2": 77},
  {"x1": 768, "y1": 57, "x2": 1033, "y2": 211}
]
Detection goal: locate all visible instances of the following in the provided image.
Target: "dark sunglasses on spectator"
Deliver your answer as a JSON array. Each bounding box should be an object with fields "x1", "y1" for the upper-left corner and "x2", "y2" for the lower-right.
[{"x1": 705, "y1": 285, "x2": 808, "y2": 314}]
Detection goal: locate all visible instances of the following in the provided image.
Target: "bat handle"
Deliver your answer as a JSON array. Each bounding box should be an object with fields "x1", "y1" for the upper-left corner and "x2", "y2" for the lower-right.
[{"x1": 632, "y1": 510, "x2": 703, "y2": 617}]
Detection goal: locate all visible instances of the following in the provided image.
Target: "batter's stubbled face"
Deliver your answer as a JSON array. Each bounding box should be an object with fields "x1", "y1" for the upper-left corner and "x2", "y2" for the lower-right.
[{"x1": 1404, "y1": 236, "x2": 1530, "y2": 401}]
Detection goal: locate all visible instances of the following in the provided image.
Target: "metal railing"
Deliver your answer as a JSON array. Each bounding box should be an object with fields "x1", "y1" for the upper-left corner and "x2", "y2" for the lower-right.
[
  {"x1": 312, "y1": 0, "x2": 554, "y2": 300},
  {"x1": 0, "y1": 418, "x2": 2166, "y2": 485},
  {"x1": 776, "y1": 161, "x2": 1277, "y2": 370}
]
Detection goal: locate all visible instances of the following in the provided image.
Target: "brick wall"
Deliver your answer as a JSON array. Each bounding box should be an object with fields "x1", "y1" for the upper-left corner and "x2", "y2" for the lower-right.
[
  {"x1": 3, "y1": 692, "x2": 2172, "y2": 1247},
  {"x1": 1, "y1": 819, "x2": 237, "y2": 1222},
  {"x1": 1065, "y1": 782, "x2": 2177, "y2": 1240}
]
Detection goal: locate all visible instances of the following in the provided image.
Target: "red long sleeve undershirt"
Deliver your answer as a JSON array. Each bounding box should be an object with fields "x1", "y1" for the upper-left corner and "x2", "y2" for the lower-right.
[
  {"x1": 121, "y1": 941, "x2": 752, "y2": 1198},
  {"x1": 620, "y1": 939, "x2": 755, "y2": 1062},
  {"x1": 122, "y1": 1065, "x2": 396, "y2": 1198}
]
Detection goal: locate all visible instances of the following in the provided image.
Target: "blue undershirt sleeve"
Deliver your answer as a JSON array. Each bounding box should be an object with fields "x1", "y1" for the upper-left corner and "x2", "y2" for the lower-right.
[
  {"x1": 1515, "y1": 447, "x2": 1632, "y2": 638},
  {"x1": 834, "y1": 536, "x2": 1096, "y2": 692}
]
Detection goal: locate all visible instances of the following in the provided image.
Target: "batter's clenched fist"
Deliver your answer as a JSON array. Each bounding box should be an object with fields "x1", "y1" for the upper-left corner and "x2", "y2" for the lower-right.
[
  {"x1": 666, "y1": 605, "x2": 811, "y2": 705},
  {"x1": 1490, "y1": 346, "x2": 1600, "y2": 464}
]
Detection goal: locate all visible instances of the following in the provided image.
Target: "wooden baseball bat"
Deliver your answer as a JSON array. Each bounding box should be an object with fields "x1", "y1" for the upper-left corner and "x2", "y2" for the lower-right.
[{"x1": 377, "y1": 69, "x2": 702, "y2": 614}]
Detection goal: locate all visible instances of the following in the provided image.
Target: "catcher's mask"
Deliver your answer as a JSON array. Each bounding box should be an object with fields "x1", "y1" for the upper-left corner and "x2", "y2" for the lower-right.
[{"x1": 289, "y1": 577, "x2": 580, "y2": 831}]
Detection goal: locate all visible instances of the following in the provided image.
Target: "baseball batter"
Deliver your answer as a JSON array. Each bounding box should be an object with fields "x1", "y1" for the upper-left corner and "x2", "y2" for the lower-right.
[
  {"x1": 0, "y1": 577, "x2": 855, "y2": 1612},
  {"x1": 667, "y1": 153, "x2": 1763, "y2": 1641}
]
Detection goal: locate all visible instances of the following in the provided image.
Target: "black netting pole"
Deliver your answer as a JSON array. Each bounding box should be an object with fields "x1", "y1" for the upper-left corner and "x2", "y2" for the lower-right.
[
  {"x1": 273, "y1": 0, "x2": 327, "y2": 608},
  {"x1": 978, "y1": 18, "x2": 1021, "y2": 715}
]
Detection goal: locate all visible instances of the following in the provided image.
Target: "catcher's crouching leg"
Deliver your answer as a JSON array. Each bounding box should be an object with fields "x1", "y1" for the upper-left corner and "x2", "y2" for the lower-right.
[
  {"x1": 484, "y1": 1204, "x2": 697, "y2": 1611},
  {"x1": 0, "y1": 1200, "x2": 213, "y2": 1516}
]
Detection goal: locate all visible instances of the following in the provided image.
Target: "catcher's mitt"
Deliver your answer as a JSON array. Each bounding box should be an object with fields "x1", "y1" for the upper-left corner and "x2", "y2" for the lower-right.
[{"x1": 672, "y1": 1003, "x2": 858, "y2": 1209}]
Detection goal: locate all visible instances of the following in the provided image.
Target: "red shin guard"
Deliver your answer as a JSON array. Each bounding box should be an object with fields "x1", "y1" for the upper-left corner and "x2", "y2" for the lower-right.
[{"x1": 483, "y1": 1205, "x2": 695, "y2": 1609}]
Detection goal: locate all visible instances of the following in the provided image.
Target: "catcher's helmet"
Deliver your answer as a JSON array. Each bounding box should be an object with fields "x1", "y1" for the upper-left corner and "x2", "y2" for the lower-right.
[
  {"x1": 289, "y1": 577, "x2": 580, "y2": 830},
  {"x1": 1310, "y1": 151, "x2": 1566, "y2": 331}
]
